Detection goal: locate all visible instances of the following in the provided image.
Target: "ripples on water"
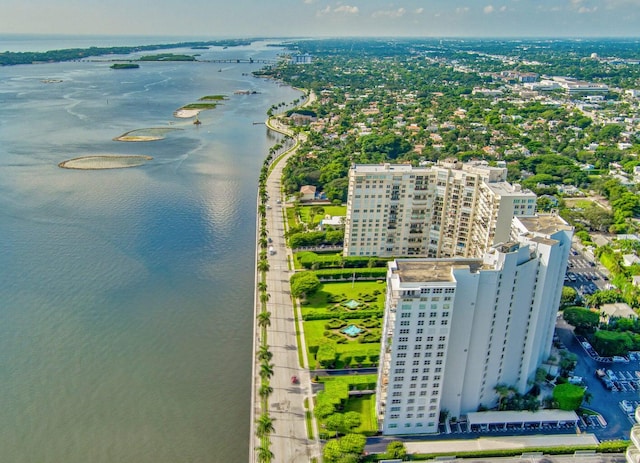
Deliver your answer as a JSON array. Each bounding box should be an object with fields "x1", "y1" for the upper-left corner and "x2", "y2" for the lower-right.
[{"x1": 0, "y1": 40, "x2": 299, "y2": 463}]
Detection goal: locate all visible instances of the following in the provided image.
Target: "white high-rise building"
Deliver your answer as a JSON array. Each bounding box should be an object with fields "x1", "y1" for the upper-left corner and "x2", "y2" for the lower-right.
[
  {"x1": 375, "y1": 214, "x2": 573, "y2": 435},
  {"x1": 627, "y1": 406, "x2": 640, "y2": 462},
  {"x1": 344, "y1": 161, "x2": 536, "y2": 258}
]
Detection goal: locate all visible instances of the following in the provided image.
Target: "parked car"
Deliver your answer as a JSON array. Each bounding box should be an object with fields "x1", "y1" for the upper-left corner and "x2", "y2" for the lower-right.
[{"x1": 291, "y1": 376, "x2": 299, "y2": 384}]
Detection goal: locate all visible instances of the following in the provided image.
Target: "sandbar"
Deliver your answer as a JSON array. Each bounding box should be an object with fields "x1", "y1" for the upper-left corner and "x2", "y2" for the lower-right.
[
  {"x1": 114, "y1": 127, "x2": 181, "y2": 142},
  {"x1": 59, "y1": 155, "x2": 153, "y2": 170},
  {"x1": 174, "y1": 108, "x2": 202, "y2": 118}
]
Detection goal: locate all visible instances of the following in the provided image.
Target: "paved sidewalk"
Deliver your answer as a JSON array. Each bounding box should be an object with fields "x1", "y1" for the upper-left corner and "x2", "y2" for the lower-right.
[{"x1": 404, "y1": 433, "x2": 599, "y2": 454}]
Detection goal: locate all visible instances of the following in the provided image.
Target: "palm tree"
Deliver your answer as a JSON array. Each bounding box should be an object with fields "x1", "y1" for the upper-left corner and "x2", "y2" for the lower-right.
[
  {"x1": 260, "y1": 292, "x2": 271, "y2": 306},
  {"x1": 258, "y1": 281, "x2": 267, "y2": 292},
  {"x1": 255, "y1": 444, "x2": 273, "y2": 463},
  {"x1": 258, "y1": 259, "x2": 270, "y2": 272},
  {"x1": 259, "y1": 362, "x2": 274, "y2": 381},
  {"x1": 257, "y1": 345, "x2": 273, "y2": 362},
  {"x1": 256, "y1": 413, "x2": 276, "y2": 437},
  {"x1": 257, "y1": 310, "x2": 271, "y2": 328},
  {"x1": 494, "y1": 384, "x2": 510, "y2": 411},
  {"x1": 259, "y1": 383, "x2": 273, "y2": 400}
]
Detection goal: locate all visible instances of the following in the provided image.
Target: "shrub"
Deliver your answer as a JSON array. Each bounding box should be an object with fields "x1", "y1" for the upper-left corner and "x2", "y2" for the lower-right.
[
  {"x1": 361, "y1": 318, "x2": 380, "y2": 328},
  {"x1": 325, "y1": 318, "x2": 347, "y2": 330},
  {"x1": 359, "y1": 332, "x2": 381, "y2": 343},
  {"x1": 317, "y1": 343, "x2": 337, "y2": 368},
  {"x1": 553, "y1": 383, "x2": 585, "y2": 410}
]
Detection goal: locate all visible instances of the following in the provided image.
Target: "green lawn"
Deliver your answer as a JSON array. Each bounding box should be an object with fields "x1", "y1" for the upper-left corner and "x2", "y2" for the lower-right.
[
  {"x1": 315, "y1": 375, "x2": 378, "y2": 436},
  {"x1": 286, "y1": 206, "x2": 298, "y2": 231},
  {"x1": 343, "y1": 394, "x2": 378, "y2": 434},
  {"x1": 298, "y1": 205, "x2": 346, "y2": 225},
  {"x1": 304, "y1": 281, "x2": 385, "y2": 311},
  {"x1": 564, "y1": 198, "x2": 606, "y2": 210}
]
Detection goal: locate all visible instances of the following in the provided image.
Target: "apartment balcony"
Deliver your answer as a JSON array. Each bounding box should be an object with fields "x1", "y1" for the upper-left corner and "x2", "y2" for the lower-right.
[
  {"x1": 631, "y1": 425, "x2": 640, "y2": 449},
  {"x1": 409, "y1": 229, "x2": 424, "y2": 234},
  {"x1": 636, "y1": 406, "x2": 640, "y2": 423},
  {"x1": 627, "y1": 446, "x2": 640, "y2": 463}
]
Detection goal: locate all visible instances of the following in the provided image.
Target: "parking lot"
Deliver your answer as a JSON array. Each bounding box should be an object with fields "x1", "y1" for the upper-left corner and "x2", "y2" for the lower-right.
[
  {"x1": 556, "y1": 316, "x2": 639, "y2": 440},
  {"x1": 565, "y1": 249, "x2": 609, "y2": 296}
]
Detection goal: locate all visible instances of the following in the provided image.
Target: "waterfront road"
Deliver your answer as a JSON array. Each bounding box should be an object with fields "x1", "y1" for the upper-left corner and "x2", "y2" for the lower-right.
[{"x1": 251, "y1": 93, "x2": 321, "y2": 463}]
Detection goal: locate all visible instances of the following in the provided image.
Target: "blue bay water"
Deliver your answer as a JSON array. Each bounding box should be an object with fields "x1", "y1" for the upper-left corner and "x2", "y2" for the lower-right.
[{"x1": 0, "y1": 40, "x2": 299, "y2": 463}]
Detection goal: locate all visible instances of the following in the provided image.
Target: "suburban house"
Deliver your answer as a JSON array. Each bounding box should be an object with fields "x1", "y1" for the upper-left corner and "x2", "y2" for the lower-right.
[{"x1": 299, "y1": 185, "x2": 317, "y2": 202}]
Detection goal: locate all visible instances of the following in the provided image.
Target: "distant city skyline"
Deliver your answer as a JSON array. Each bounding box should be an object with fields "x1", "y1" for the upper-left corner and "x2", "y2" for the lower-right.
[{"x1": 1, "y1": 0, "x2": 639, "y2": 39}]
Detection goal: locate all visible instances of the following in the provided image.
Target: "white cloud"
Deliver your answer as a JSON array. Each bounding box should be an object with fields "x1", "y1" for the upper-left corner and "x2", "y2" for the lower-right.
[
  {"x1": 484, "y1": 5, "x2": 495, "y2": 13},
  {"x1": 578, "y1": 6, "x2": 598, "y2": 12},
  {"x1": 456, "y1": 7, "x2": 470, "y2": 13},
  {"x1": 372, "y1": 8, "x2": 406, "y2": 18},
  {"x1": 415, "y1": 7, "x2": 424, "y2": 14},
  {"x1": 499, "y1": 5, "x2": 507, "y2": 11},
  {"x1": 334, "y1": 5, "x2": 359, "y2": 14},
  {"x1": 316, "y1": 4, "x2": 359, "y2": 16}
]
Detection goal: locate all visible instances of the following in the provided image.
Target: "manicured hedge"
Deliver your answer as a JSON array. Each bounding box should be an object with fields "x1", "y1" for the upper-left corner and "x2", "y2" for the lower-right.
[
  {"x1": 313, "y1": 268, "x2": 387, "y2": 280},
  {"x1": 303, "y1": 309, "x2": 384, "y2": 321},
  {"x1": 296, "y1": 252, "x2": 391, "y2": 270}
]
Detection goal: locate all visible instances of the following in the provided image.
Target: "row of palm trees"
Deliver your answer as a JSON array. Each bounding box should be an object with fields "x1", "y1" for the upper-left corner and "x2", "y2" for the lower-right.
[
  {"x1": 255, "y1": 131, "x2": 275, "y2": 463},
  {"x1": 255, "y1": 101, "x2": 306, "y2": 463}
]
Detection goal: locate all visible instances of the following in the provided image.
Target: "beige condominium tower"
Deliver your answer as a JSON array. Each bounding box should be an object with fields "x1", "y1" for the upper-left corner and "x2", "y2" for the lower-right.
[{"x1": 344, "y1": 160, "x2": 537, "y2": 258}]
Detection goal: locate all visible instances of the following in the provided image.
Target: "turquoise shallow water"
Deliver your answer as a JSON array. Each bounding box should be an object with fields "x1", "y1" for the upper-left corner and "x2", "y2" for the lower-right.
[{"x1": 0, "y1": 40, "x2": 299, "y2": 463}]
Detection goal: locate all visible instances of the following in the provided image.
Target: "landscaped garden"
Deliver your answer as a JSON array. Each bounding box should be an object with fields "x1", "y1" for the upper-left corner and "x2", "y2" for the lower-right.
[
  {"x1": 301, "y1": 281, "x2": 386, "y2": 369},
  {"x1": 313, "y1": 375, "x2": 378, "y2": 439}
]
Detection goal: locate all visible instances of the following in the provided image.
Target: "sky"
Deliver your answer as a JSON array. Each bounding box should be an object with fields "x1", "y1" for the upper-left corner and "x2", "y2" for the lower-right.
[{"x1": 1, "y1": 0, "x2": 639, "y2": 38}]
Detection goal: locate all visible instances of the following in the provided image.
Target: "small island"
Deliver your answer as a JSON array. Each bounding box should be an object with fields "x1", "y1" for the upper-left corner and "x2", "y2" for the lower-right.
[
  {"x1": 174, "y1": 95, "x2": 227, "y2": 119},
  {"x1": 114, "y1": 127, "x2": 181, "y2": 142},
  {"x1": 139, "y1": 53, "x2": 196, "y2": 62},
  {"x1": 59, "y1": 155, "x2": 153, "y2": 170},
  {"x1": 110, "y1": 63, "x2": 140, "y2": 70}
]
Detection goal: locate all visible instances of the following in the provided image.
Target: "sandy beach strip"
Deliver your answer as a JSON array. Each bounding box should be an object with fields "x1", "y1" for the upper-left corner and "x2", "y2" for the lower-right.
[
  {"x1": 59, "y1": 155, "x2": 153, "y2": 170},
  {"x1": 173, "y1": 108, "x2": 202, "y2": 118},
  {"x1": 114, "y1": 135, "x2": 164, "y2": 142}
]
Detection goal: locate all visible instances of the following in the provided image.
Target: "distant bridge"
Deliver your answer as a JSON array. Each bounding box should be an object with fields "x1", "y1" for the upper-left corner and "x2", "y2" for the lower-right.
[{"x1": 87, "y1": 58, "x2": 278, "y2": 65}]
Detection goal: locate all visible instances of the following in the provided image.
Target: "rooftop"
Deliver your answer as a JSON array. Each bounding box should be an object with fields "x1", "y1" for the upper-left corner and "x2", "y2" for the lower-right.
[
  {"x1": 518, "y1": 214, "x2": 572, "y2": 236},
  {"x1": 486, "y1": 181, "x2": 535, "y2": 197},
  {"x1": 352, "y1": 163, "x2": 414, "y2": 173},
  {"x1": 394, "y1": 259, "x2": 483, "y2": 283}
]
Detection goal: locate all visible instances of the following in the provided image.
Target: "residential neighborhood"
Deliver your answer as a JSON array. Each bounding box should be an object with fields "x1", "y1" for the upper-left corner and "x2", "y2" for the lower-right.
[{"x1": 253, "y1": 38, "x2": 640, "y2": 463}]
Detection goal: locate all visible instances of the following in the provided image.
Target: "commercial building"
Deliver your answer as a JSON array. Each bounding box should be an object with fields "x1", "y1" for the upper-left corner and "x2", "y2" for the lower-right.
[
  {"x1": 375, "y1": 214, "x2": 573, "y2": 435},
  {"x1": 344, "y1": 161, "x2": 536, "y2": 258}
]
